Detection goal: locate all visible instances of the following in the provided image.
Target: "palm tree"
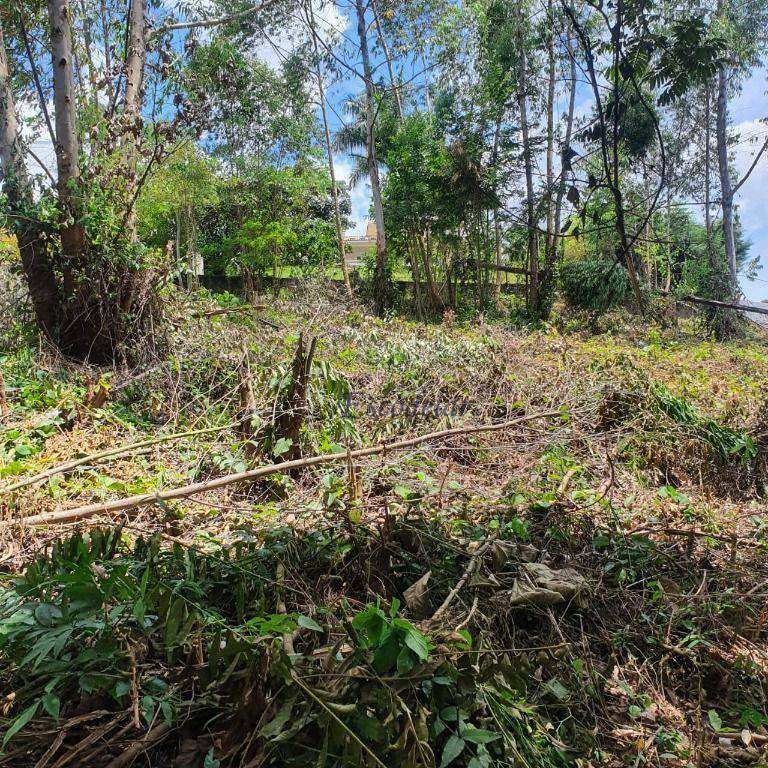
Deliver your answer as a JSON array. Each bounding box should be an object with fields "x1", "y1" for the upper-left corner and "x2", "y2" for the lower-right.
[{"x1": 333, "y1": 96, "x2": 369, "y2": 188}]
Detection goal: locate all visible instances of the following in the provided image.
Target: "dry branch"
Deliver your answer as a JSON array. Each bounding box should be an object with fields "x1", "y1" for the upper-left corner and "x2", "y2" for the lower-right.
[
  {"x1": 153, "y1": 0, "x2": 280, "y2": 34},
  {"x1": 105, "y1": 723, "x2": 171, "y2": 768},
  {"x1": 665, "y1": 292, "x2": 768, "y2": 317},
  {"x1": 426, "y1": 534, "x2": 498, "y2": 626},
  {"x1": 5, "y1": 411, "x2": 561, "y2": 527},
  {"x1": 192, "y1": 305, "x2": 266, "y2": 319}
]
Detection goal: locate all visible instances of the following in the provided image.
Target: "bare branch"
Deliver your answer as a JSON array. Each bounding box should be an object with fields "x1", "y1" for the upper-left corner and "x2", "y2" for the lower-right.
[
  {"x1": 733, "y1": 136, "x2": 768, "y2": 194},
  {"x1": 154, "y1": 0, "x2": 281, "y2": 35}
]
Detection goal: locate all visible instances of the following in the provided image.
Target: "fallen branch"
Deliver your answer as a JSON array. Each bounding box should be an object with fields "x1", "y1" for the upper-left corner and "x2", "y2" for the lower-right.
[
  {"x1": 105, "y1": 723, "x2": 171, "y2": 768},
  {"x1": 5, "y1": 411, "x2": 560, "y2": 527},
  {"x1": 629, "y1": 525, "x2": 756, "y2": 546},
  {"x1": 0, "y1": 421, "x2": 241, "y2": 495},
  {"x1": 426, "y1": 534, "x2": 498, "y2": 626},
  {"x1": 192, "y1": 304, "x2": 266, "y2": 319},
  {"x1": 664, "y1": 292, "x2": 768, "y2": 317}
]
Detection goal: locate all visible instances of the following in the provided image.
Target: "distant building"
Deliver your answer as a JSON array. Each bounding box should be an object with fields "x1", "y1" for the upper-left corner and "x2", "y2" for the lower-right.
[{"x1": 343, "y1": 221, "x2": 377, "y2": 267}]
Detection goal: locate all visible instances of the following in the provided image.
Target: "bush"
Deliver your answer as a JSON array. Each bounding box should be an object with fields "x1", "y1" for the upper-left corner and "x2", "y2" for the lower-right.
[{"x1": 558, "y1": 257, "x2": 629, "y2": 315}]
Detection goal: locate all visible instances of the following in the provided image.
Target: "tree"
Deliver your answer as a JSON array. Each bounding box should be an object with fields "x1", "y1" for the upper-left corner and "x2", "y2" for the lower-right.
[
  {"x1": 712, "y1": 0, "x2": 768, "y2": 295},
  {"x1": 0, "y1": 0, "x2": 288, "y2": 361},
  {"x1": 354, "y1": 0, "x2": 390, "y2": 316}
]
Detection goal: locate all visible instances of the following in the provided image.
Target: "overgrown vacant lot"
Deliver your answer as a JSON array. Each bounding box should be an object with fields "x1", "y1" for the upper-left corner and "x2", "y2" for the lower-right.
[{"x1": 1, "y1": 290, "x2": 768, "y2": 767}]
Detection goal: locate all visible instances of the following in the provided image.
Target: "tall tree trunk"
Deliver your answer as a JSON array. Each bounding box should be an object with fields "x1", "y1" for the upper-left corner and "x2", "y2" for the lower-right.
[
  {"x1": 704, "y1": 83, "x2": 716, "y2": 272},
  {"x1": 0, "y1": 19, "x2": 59, "y2": 334},
  {"x1": 489, "y1": 115, "x2": 503, "y2": 302},
  {"x1": 553, "y1": 40, "x2": 576, "y2": 261},
  {"x1": 419, "y1": 231, "x2": 442, "y2": 311},
  {"x1": 49, "y1": 0, "x2": 84, "y2": 267},
  {"x1": 515, "y1": 10, "x2": 538, "y2": 312},
  {"x1": 99, "y1": 0, "x2": 114, "y2": 105},
  {"x1": 565, "y1": 1, "x2": 643, "y2": 311},
  {"x1": 716, "y1": 65, "x2": 737, "y2": 293},
  {"x1": 544, "y1": 0, "x2": 556, "y2": 264},
  {"x1": 122, "y1": 0, "x2": 148, "y2": 243},
  {"x1": 355, "y1": 0, "x2": 388, "y2": 315},
  {"x1": 78, "y1": 0, "x2": 98, "y2": 107},
  {"x1": 307, "y1": 1, "x2": 352, "y2": 298}
]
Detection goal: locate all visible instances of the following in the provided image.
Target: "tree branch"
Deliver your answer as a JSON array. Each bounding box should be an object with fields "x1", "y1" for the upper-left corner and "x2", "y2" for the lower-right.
[
  {"x1": 16, "y1": 6, "x2": 56, "y2": 147},
  {"x1": 154, "y1": 0, "x2": 281, "y2": 35},
  {"x1": 733, "y1": 137, "x2": 768, "y2": 194},
  {"x1": 5, "y1": 411, "x2": 561, "y2": 527}
]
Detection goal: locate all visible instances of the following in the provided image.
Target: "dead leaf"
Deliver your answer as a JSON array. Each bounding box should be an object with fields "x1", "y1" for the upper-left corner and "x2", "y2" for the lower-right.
[{"x1": 404, "y1": 571, "x2": 431, "y2": 619}]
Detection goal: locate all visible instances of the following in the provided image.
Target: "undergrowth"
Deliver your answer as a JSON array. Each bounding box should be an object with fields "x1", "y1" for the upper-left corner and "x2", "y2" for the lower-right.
[{"x1": 0, "y1": 525, "x2": 570, "y2": 767}]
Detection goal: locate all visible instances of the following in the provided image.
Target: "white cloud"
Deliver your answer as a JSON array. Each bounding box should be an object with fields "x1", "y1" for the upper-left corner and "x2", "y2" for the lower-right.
[
  {"x1": 732, "y1": 118, "x2": 768, "y2": 232},
  {"x1": 253, "y1": 0, "x2": 349, "y2": 70},
  {"x1": 732, "y1": 118, "x2": 768, "y2": 299}
]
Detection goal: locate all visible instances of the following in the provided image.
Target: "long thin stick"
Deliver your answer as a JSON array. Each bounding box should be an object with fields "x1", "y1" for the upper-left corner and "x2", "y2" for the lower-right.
[
  {"x1": 426, "y1": 534, "x2": 498, "y2": 626},
  {"x1": 5, "y1": 411, "x2": 560, "y2": 527},
  {"x1": 0, "y1": 421, "x2": 240, "y2": 495}
]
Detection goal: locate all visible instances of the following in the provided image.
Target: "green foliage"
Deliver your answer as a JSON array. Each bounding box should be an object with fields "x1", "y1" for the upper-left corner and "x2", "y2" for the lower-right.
[
  {"x1": 558, "y1": 258, "x2": 629, "y2": 315},
  {"x1": 653, "y1": 383, "x2": 757, "y2": 461},
  {"x1": 0, "y1": 527, "x2": 568, "y2": 767},
  {"x1": 200, "y1": 165, "x2": 345, "y2": 279},
  {"x1": 351, "y1": 598, "x2": 431, "y2": 674}
]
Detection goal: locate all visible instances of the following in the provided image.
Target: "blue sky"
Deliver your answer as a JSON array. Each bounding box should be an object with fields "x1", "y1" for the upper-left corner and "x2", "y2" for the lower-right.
[{"x1": 730, "y1": 70, "x2": 768, "y2": 300}]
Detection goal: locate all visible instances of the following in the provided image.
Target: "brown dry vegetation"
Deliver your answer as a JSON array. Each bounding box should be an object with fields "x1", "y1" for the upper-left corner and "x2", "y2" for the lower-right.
[{"x1": 1, "y1": 288, "x2": 768, "y2": 767}]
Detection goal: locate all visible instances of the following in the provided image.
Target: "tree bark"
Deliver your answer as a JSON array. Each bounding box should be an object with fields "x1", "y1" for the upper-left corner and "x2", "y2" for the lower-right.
[
  {"x1": 78, "y1": 0, "x2": 99, "y2": 107},
  {"x1": 704, "y1": 84, "x2": 716, "y2": 272},
  {"x1": 122, "y1": 0, "x2": 148, "y2": 243},
  {"x1": 544, "y1": 0, "x2": 556, "y2": 264},
  {"x1": 355, "y1": 0, "x2": 388, "y2": 315},
  {"x1": 0, "y1": 18, "x2": 59, "y2": 334},
  {"x1": 552, "y1": 39, "x2": 576, "y2": 261},
  {"x1": 307, "y1": 1, "x2": 352, "y2": 298},
  {"x1": 515, "y1": 9, "x2": 538, "y2": 312},
  {"x1": 99, "y1": 0, "x2": 114, "y2": 104},
  {"x1": 371, "y1": 0, "x2": 403, "y2": 119},
  {"x1": 49, "y1": 0, "x2": 85, "y2": 266},
  {"x1": 716, "y1": 64, "x2": 737, "y2": 292}
]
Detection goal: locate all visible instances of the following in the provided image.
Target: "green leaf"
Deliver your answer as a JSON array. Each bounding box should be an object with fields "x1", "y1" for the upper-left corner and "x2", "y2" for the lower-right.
[
  {"x1": 272, "y1": 437, "x2": 293, "y2": 457},
  {"x1": 203, "y1": 747, "x2": 220, "y2": 768},
  {"x1": 297, "y1": 615, "x2": 323, "y2": 632},
  {"x1": 355, "y1": 713, "x2": 386, "y2": 742},
  {"x1": 708, "y1": 709, "x2": 723, "y2": 731},
  {"x1": 34, "y1": 603, "x2": 62, "y2": 627},
  {"x1": 439, "y1": 734, "x2": 465, "y2": 768},
  {"x1": 42, "y1": 693, "x2": 60, "y2": 720},
  {"x1": 141, "y1": 695, "x2": 155, "y2": 725},
  {"x1": 440, "y1": 706, "x2": 459, "y2": 722},
  {"x1": 2, "y1": 701, "x2": 39, "y2": 748},
  {"x1": 160, "y1": 701, "x2": 174, "y2": 726},
  {"x1": 403, "y1": 627, "x2": 429, "y2": 661},
  {"x1": 544, "y1": 678, "x2": 570, "y2": 701},
  {"x1": 112, "y1": 680, "x2": 131, "y2": 700},
  {"x1": 462, "y1": 726, "x2": 500, "y2": 744},
  {"x1": 260, "y1": 699, "x2": 295, "y2": 739}
]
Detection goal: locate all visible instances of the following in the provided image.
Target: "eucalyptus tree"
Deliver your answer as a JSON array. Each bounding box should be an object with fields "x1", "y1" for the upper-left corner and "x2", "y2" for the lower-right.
[
  {"x1": 304, "y1": 0, "x2": 352, "y2": 296},
  {"x1": 710, "y1": 0, "x2": 768, "y2": 295},
  {"x1": 0, "y1": 0, "x2": 286, "y2": 360}
]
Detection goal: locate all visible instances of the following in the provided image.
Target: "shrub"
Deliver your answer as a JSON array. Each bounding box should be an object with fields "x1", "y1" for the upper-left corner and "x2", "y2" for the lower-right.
[{"x1": 558, "y1": 257, "x2": 629, "y2": 315}]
